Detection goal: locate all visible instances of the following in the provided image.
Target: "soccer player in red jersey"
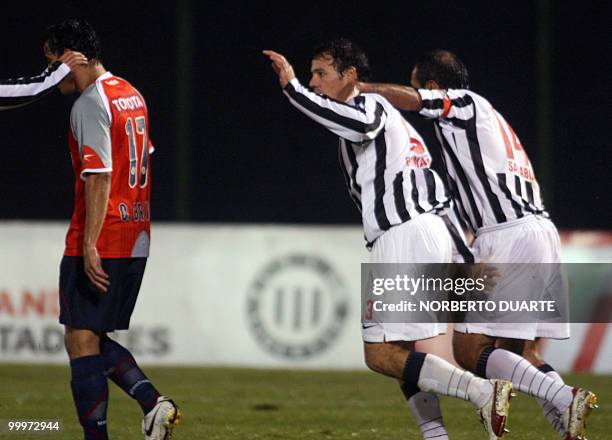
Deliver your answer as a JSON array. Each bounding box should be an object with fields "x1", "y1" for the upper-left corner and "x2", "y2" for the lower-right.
[{"x1": 44, "y1": 19, "x2": 180, "y2": 440}]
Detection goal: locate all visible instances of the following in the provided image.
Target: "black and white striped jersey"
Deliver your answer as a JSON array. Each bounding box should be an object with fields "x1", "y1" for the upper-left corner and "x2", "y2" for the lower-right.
[
  {"x1": 283, "y1": 78, "x2": 451, "y2": 245},
  {"x1": 0, "y1": 62, "x2": 69, "y2": 110},
  {"x1": 418, "y1": 88, "x2": 547, "y2": 234}
]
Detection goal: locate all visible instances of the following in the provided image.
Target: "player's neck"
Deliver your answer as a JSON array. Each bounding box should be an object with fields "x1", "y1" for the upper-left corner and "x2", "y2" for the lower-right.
[
  {"x1": 338, "y1": 85, "x2": 359, "y2": 103},
  {"x1": 75, "y1": 64, "x2": 108, "y2": 92}
]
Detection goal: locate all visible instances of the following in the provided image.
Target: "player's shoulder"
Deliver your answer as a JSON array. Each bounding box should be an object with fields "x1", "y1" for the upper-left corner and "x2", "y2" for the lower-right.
[
  {"x1": 96, "y1": 73, "x2": 148, "y2": 114},
  {"x1": 97, "y1": 73, "x2": 144, "y2": 97},
  {"x1": 359, "y1": 92, "x2": 397, "y2": 114},
  {"x1": 72, "y1": 81, "x2": 106, "y2": 115},
  {"x1": 446, "y1": 88, "x2": 490, "y2": 106}
]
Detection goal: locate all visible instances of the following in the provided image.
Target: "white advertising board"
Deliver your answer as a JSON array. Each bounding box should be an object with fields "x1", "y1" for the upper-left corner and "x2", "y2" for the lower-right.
[{"x1": 0, "y1": 222, "x2": 610, "y2": 373}]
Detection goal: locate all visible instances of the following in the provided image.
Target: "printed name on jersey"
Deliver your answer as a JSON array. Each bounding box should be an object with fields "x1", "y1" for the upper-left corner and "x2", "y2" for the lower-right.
[
  {"x1": 111, "y1": 95, "x2": 144, "y2": 112},
  {"x1": 118, "y1": 201, "x2": 150, "y2": 223},
  {"x1": 507, "y1": 160, "x2": 536, "y2": 182}
]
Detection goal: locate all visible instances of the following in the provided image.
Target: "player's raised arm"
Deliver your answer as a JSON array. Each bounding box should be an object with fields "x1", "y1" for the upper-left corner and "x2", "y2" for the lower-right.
[
  {"x1": 283, "y1": 78, "x2": 386, "y2": 143},
  {"x1": 357, "y1": 82, "x2": 473, "y2": 123},
  {"x1": 417, "y1": 88, "x2": 475, "y2": 122},
  {"x1": 263, "y1": 49, "x2": 386, "y2": 143},
  {"x1": 0, "y1": 50, "x2": 87, "y2": 110},
  {"x1": 360, "y1": 80, "x2": 476, "y2": 124},
  {"x1": 358, "y1": 82, "x2": 423, "y2": 112}
]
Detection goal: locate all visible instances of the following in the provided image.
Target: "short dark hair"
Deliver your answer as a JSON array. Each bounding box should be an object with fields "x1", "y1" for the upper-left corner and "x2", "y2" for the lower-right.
[
  {"x1": 44, "y1": 18, "x2": 101, "y2": 61},
  {"x1": 415, "y1": 50, "x2": 469, "y2": 89},
  {"x1": 313, "y1": 38, "x2": 371, "y2": 82}
]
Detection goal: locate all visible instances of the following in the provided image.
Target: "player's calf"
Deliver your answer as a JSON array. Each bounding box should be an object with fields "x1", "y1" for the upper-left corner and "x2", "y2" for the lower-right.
[
  {"x1": 69, "y1": 355, "x2": 109, "y2": 440},
  {"x1": 401, "y1": 351, "x2": 513, "y2": 439},
  {"x1": 101, "y1": 336, "x2": 161, "y2": 414},
  {"x1": 363, "y1": 341, "x2": 415, "y2": 378},
  {"x1": 524, "y1": 347, "x2": 570, "y2": 439}
]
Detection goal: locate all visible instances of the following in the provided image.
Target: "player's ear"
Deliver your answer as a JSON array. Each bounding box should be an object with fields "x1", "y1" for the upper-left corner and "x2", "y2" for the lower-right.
[
  {"x1": 425, "y1": 79, "x2": 441, "y2": 90},
  {"x1": 343, "y1": 66, "x2": 358, "y2": 82}
]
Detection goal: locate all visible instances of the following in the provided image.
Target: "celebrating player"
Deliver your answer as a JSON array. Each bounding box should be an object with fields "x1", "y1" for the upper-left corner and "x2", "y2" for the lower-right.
[
  {"x1": 264, "y1": 39, "x2": 513, "y2": 440},
  {"x1": 44, "y1": 19, "x2": 180, "y2": 440},
  {"x1": 0, "y1": 50, "x2": 87, "y2": 110},
  {"x1": 358, "y1": 49, "x2": 598, "y2": 439}
]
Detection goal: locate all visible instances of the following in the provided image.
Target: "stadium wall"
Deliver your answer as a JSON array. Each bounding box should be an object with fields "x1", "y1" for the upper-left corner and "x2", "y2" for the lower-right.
[{"x1": 0, "y1": 222, "x2": 610, "y2": 373}]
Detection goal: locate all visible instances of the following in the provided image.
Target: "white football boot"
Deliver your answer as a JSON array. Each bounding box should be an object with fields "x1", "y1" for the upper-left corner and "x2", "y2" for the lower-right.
[
  {"x1": 142, "y1": 396, "x2": 181, "y2": 440},
  {"x1": 560, "y1": 388, "x2": 598, "y2": 440},
  {"x1": 479, "y1": 379, "x2": 514, "y2": 439}
]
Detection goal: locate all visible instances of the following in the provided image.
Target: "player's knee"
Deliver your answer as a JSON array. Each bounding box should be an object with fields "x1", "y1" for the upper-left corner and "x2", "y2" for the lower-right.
[
  {"x1": 452, "y1": 342, "x2": 473, "y2": 371},
  {"x1": 64, "y1": 328, "x2": 100, "y2": 358},
  {"x1": 451, "y1": 333, "x2": 470, "y2": 369},
  {"x1": 364, "y1": 349, "x2": 385, "y2": 374},
  {"x1": 452, "y1": 332, "x2": 490, "y2": 373},
  {"x1": 363, "y1": 343, "x2": 396, "y2": 376},
  {"x1": 497, "y1": 337, "x2": 525, "y2": 355}
]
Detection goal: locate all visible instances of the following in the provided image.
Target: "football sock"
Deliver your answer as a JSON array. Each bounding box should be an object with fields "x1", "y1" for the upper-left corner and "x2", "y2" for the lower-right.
[
  {"x1": 100, "y1": 337, "x2": 160, "y2": 414},
  {"x1": 403, "y1": 352, "x2": 493, "y2": 409},
  {"x1": 480, "y1": 347, "x2": 572, "y2": 413},
  {"x1": 536, "y1": 364, "x2": 567, "y2": 437},
  {"x1": 70, "y1": 355, "x2": 109, "y2": 440},
  {"x1": 406, "y1": 391, "x2": 449, "y2": 440}
]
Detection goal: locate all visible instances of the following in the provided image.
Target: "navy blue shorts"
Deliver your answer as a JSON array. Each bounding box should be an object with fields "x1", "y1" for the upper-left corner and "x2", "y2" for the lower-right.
[{"x1": 59, "y1": 256, "x2": 147, "y2": 333}]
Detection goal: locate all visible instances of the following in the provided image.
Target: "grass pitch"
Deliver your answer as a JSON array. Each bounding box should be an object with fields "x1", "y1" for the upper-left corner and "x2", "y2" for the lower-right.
[{"x1": 0, "y1": 365, "x2": 609, "y2": 439}]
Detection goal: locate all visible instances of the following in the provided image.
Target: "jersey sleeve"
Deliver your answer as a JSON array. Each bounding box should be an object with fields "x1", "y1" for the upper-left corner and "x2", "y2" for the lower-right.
[
  {"x1": 70, "y1": 92, "x2": 112, "y2": 180},
  {"x1": 418, "y1": 89, "x2": 475, "y2": 124},
  {"x1": 283, "y1": 78, "x2": 387, "y2": 143},
  {"x1": 0, "y1": 62, "x2": 70, "y2": 110}
]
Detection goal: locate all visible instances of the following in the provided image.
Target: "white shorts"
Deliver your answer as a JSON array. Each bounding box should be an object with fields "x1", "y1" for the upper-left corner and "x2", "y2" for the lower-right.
[
  {"x1": 363, "y1": 213, "x2": 452, "y2": 342},
  {"x1": 454, "y1": 215, "x2": 570, "y2": 340}
]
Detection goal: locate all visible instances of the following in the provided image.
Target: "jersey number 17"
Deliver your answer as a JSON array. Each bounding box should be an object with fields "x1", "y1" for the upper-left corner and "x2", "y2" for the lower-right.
[{"x1": 126, "y1": 116, "x2": 149, "y2": 189}]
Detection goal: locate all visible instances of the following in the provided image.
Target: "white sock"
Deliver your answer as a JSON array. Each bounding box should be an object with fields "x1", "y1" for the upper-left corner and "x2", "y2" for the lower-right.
[
  {"x1": 485, "y1": 349, "x2": 572, "y2": 413},
  {"x1": 407, "y1": 391, "x2": 449, "y2": 440},
  {"x1": 418, "y1": 354, "x2": 493, "y2": 409},
  {"x1": 535, "y1": 368, "x2": 567, "y2": 438}
]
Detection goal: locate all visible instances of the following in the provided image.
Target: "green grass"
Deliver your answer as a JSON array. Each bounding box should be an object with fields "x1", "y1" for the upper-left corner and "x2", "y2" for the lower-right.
[{"x1": 0, "y1": 365, "x2": 609, "y2": 439}]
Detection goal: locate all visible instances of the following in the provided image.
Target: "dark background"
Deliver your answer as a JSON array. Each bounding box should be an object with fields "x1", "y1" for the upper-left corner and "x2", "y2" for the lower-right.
[{"x1": 0, "y1": 1, "x2": 609, "y2": 229}]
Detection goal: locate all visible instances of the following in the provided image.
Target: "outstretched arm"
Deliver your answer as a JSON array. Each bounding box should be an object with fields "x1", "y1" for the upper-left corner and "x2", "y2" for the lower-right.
[
  {"x1": 0, "y1": 51, "x2": 87, "y2": 110},
  {"x1": 357, "y1": 82, "x2": 423, "y2": 112},
  {"x1": 263, "y1": 50, "x2": 386, "y2": 143}
]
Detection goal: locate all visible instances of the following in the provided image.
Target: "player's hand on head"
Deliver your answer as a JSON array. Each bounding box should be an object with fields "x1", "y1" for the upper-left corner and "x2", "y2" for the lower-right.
[
  {"x1": 83, "y1": 246, "x2": 110, "y2": 293},
  {"x1": 59, "y1": 51, "x2": 88, "y2": 72},
  {"x1": 262, "y1": 50, "x2": 295, "y2": 88}
]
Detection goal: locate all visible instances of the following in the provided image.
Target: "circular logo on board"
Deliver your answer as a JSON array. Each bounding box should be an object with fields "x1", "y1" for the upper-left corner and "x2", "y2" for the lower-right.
[{"x1": 246, "y1": 254, "x2": 349, "y2": 359}]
